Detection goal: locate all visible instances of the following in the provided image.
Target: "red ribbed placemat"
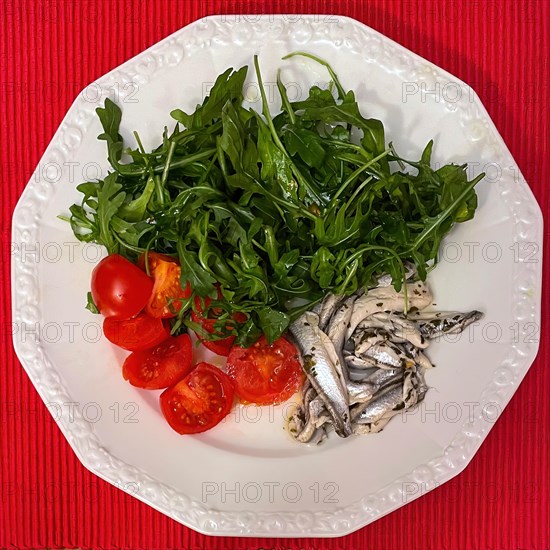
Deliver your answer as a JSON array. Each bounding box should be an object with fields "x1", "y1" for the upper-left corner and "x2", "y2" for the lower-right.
[{"x1": 1, "y1": 1, "x2": 548, "y2": 548}]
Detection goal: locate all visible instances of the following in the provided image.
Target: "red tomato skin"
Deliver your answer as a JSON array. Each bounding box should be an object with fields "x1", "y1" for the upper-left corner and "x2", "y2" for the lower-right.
[
  {"x1": 160, "y1": 363, "x2": 234, "y2": 434},
  {"x1": 226, "y1": 336, "x2": 303, "y2": 406},
  {"x1": 103, "y1": 314, "x2": 170, "y2": 351},
  {"x1": 138, "y1": 252, "x2": 191, "y2": 318},
  {"x1": 122, "y1": 334, "x2": 193, "y2": 390},
  {"x1": 91, "y1": 254, "x2": 153, "y2": 320}
]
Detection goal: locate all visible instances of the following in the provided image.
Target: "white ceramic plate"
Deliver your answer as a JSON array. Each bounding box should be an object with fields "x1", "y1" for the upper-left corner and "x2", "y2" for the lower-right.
[{"x1": 12, "y1": 15, "x2": 543, "y2": 537}]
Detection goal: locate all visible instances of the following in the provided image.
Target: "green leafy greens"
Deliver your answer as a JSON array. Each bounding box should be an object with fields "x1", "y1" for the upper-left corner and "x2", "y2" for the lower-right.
[{"x1": 67, "y1": 52, "x2": 484, "y2": 346}]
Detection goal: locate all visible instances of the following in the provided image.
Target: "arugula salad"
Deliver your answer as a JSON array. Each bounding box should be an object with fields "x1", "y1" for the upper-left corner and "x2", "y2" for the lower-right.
[{"x1": 66, "y1": 53, "x2": 484, "y2": 437}]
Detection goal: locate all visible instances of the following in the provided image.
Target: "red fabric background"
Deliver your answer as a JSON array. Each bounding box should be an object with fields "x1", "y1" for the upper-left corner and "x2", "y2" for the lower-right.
[{"x1": 1, "y1": 1, "x2": 548, "y2": 548}]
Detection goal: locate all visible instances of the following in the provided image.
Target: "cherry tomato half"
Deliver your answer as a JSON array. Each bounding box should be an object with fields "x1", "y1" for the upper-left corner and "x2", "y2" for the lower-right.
[
  {"x1": 226, "y1": 336, "x2": 303, "y2": 405},
  {"x1": 138, "y1": 252, "x2": 191, "y2": 318},
  {"x1": 192, "y1": 294, "x2": 247, "y2": 356},
  {"x1": 103, "y1": 313, "x2": 170, "y2": 351},
  {"x1": 122, "y1": 334, "x2": 193, "y2": 390},
  {"x1": 91, "y1": 254, "x2": 153, "y2": 320},
  {"x1": 160, "y1": 362, "x2": 234, "y2": 434}
]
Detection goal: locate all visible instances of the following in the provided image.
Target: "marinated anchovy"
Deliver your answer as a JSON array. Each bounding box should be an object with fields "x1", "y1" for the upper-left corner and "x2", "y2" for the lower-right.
[
  {"x1": 346, "y1": 281, "x2": 433, "y2": 341},
  {"x1": 290, "y1": 312, "x2": 352, "y2": 438},
  {"x1": 363, "y1": 367, "x2": 404, "y2": 389},
  {"x1": 347, "y1": 380, "x2": 377, "y2": 405},
  {"x1": 317, "y1": 294, "x2": 344, "y2": 332},
  {"x1": 356, "y1": 313, "x2": 427, "y2": 349},
  {"x1": 351, "y1": 383, "x2": 404, "y2": 424},
  {"x1": 352, "y1": 370, "x2": 420, "y2": 425},
  {"x1": 289, "y1": 278, "x2": 482, "y2": 445},
  {"x1": 291, "y1": 395, "x2": 330, "y2": 443},
  {"x1": 362, "y1": 341, "x2": 414, "y2": 369},
  {"x1": 288, "y1": 382, "x2": 331, "y2": 444},
  {"x1": 345, "y1": 354, "x2": 378, "y2": 370},
  {"x1": 327, "y1": 296, "x2": 357, "y2": 376},
  {"x1": 326, "y1": 295, "x2": 379, "y2": 403},
  {"x1": 348, "y1": 366, "x2": 379, "y2": 381},
  {"x1": 413, "y1": 310, "x2": 484, "y2": 339}
]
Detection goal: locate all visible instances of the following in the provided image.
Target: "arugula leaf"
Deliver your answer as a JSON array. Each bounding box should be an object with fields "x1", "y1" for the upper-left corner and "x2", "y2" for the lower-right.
[
  {"x1": 234, "y1": 318, "x2": 263, "y2": 347},
  {"x1": 66, "y1": 54, "x2": 485, "y2": 347},
  {"x1": 257, "y1": 306, "x2": 290, "y2": 343},
  {"x1": 118, "y1": 175, "x2": 155, "y2": 221},
  {"x1": 171, "y1": 66, "x2": 248, "y2": 128},
  {"x1": 284, "y1": 127, "x2": 326, "y2": 168},
  {"x1": 96, "y1": 98, "x2": 124, "y2": 171},
  {"x1": 85, "y1": 291, "x2": 100, "y2": 314},
  {"x1": 176, "y1": 239, "x2": 217, "y2": 296},
  {"x1": 96, "y1": 173, "x2": 126, "y2": 253}
]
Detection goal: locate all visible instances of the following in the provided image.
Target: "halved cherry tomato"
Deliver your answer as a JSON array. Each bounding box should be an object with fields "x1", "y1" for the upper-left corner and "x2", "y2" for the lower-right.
[
  {"x1": 226, "y1": 336, "x2": 303, "y2": 405},
  {"x1": 160, "y1": 362, "x2": 234, "y2": 434},
  {"x1": 91, "y1": 254, "x2": 153, "y2": 319},
  {"x1": 103, "y1": 313, "x2": 170, "y2": 351},
  {"x1": 138, "y1": 252, "x2": 191, "y2": 318},
  {"x1": 122, "y1": 334, "x2": 193, "y2": 389},
  {"x1": 192, "y1": 294, "x2": 247, "y2": 356}
]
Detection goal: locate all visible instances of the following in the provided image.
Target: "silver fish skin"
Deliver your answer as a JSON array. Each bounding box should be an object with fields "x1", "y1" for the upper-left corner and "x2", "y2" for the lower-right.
[
  {"x1": 346, "y1": 282, "x2": 433, "y2": 341},
  {"x1": 351, "y1": 383, "x2": 404, "y2": 424},
  {"x1": 364, "y1": 367, "x2": 404, "y2": 388},
  {"x1": 345, "y1": 354, "x2": 378, "y2": 370},
  {"x1": 352, "y1": 371, "x2": 420, "y2": 425},
  {"x1": 290, "y1": 312, "x2": 352, "y2": 437},
  {"x1": 347, "y1": 380, "x2": 378, "y2": 405},
  {"x1": 352, "y1": 331, "x2": 386, "y2": 356},
  {"x1": 348, "y1": 366, "x2": 378, "y2": 381},
  {"x1": 326, "y1": 296, "x2": 384, "y2": 404},
  {"x1": 357, "y1": 313, "x2": 428, "y2": 349},
  {"x1": 362, "y1": 342, "x2": 407, "y2": 369},
  {"x1": 327, "y1": 295, "x2": 357, "y2": 377},
  {"x1": 317, "y1": 294, "x2": 344, "y2": 332},
  {"x1": 415, "y1": 310, "x2": 484, "y2": 339},
  {"x1": 313, "y1": 320, "x2": 376, "y2": 405}
]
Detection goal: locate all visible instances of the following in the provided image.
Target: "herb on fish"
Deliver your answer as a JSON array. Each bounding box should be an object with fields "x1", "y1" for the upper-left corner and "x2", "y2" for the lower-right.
[{"x1": 66, "y1": 53, "x2": 484, "y2": 346}]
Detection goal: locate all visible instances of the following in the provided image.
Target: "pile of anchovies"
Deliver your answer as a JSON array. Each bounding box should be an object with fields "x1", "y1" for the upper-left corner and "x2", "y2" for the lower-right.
[{"x1": 288, "y1": 271, "x2": 483, "y2": 444}]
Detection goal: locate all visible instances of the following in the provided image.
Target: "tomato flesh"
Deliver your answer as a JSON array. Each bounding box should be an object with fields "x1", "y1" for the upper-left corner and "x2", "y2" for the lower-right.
[
  {"x1": 91, "y1": 254, "x2": 153, "y2": 320},
  {"x1": 192, "y1": 295, "x2": 247, "y2": 356},
  {"x1": 122, "y1": 334, "x2": 193, "y2": 389},
  {"x1": 226, "y1": 336, "x2": 303, "y2": 405},
  {"x1": 138, "y1": 252, "x2": 191, "y2": 318},
  {"x1": 103, "y1": 313, "x2": 170, "y2": 351},
  {"x1": 160, "y1": 362, "x2": 234, "y2": 434}
]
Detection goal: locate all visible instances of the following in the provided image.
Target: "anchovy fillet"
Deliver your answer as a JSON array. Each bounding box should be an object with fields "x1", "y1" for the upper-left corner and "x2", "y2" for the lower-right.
[
  {"x1": 414, "y1": 310, "x2": 484, "y2": 339},
  {"x1": 288, "y1": 276, "x2": 482, "y2": 445},
  {"x1": 317, "y1": 294, "x2": 343, "y2": 332},
  {"x1": 290, "y1": 312, "x2": 352, "y2": 437},
  {"x1": 346, "y1": 281, "x2": 433, "y2": 341}
]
